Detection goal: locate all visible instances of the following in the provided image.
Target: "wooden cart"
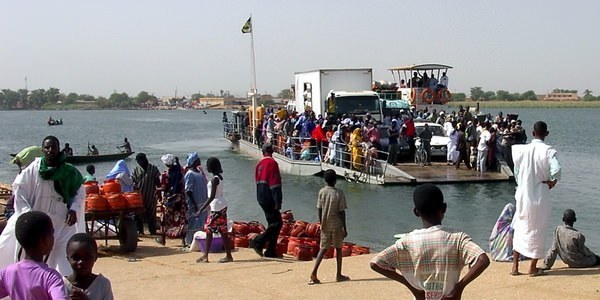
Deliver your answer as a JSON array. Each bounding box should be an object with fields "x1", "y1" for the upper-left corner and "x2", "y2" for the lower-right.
[{"x1": 85, "y1": 207, "x2": 144, "y2": 252}]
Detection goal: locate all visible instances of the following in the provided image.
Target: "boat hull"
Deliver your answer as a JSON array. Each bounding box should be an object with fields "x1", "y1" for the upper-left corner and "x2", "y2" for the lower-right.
[
  {"x1": 230, "y1": 138, "x2": 322, "y2": 176},
  {"x1": 66, "y1": 152, "x2": 135, "y2": 164}
]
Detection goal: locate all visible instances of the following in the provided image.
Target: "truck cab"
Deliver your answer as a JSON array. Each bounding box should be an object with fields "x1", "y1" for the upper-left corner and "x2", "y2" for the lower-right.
[{"x1": 325, "y1": 90, "x2": 382, "y2": 121}]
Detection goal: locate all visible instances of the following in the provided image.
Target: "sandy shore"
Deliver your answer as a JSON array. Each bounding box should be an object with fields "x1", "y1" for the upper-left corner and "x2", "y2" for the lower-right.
[{"x1": 93, "y1": 237, "x2": 600, "y2": 299}]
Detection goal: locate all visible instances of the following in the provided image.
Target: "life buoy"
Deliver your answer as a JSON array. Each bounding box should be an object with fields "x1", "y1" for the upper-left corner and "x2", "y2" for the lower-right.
[
  {"x1": 437, "y1": 89, "x2": 452, "y2": 104},
  {"x1": 421, "y1": 88, "x2": 434, "y2": 104},
  {"x1": 410, "y1": 88, "x2": 416, "y2": 101}
]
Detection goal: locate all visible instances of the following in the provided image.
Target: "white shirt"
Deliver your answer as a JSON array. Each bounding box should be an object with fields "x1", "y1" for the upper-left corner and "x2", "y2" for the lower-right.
[
  {"x1": 440, "y1": 75, "x2": 449, "y2": 87},
  {"x1": 478, "y1": 130, "x2": 491, "y2": 151},
  {"x1": 207, "y1": 176, "x2": 227, "y2": 211}
]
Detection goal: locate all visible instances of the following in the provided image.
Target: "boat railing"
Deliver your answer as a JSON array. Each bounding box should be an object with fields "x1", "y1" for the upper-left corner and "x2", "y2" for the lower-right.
[
  {"x1": 321, "y1": 142, "x2": 390, "y2": 179},
  {"x1": 271, "y1": 134, "x2": 322, "y2": 163},
  {"x1": 224, "y1": 121, "x2": 323, "y2": 163}
]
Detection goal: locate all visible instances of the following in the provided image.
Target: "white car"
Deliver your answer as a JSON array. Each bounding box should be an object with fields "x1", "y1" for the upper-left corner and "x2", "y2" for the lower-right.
[{"x1": 414, "y1": 122, "x2": 450, "y2": 157}]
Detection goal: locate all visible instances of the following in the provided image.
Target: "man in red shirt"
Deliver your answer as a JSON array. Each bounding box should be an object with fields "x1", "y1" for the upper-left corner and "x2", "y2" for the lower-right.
[{"x1": 251, "y1": 143, "x2": 284, "y2": 258}]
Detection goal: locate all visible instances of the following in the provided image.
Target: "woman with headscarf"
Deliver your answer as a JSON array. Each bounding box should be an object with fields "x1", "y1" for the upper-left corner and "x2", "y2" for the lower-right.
[
  {"x1": 156, "y1": 154, "x2": 186, "y2": 246},
  {"x1": 183, "y1": 152, "x2": 208, "y2": 246},
  {"x1": 349, "y1": 127, "x2": 364, "y2": 170},
  {"x1": 489, "y1": 203, "x2": 517, "y2": 262},
  {"x1": 0, "y1": 136, "x2": 85, "y2": 276},
  {"x1": 105, "y1": 159, "x2": 133, "y2": 192}
]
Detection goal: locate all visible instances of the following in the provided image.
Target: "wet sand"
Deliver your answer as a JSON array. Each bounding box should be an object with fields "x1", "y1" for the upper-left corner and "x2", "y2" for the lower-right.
[{"x1": 95, "y1": 237, "x2": 600, "y2": 299}]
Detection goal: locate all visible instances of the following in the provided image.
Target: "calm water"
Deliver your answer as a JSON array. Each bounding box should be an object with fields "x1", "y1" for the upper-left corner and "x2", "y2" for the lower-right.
[{"x1": 1, "y1": 108, "x2": 598, "y2": 251}]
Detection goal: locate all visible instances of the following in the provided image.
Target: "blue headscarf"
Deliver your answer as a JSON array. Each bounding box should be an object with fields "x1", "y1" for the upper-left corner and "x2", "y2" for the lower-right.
[
  {"x1": 186, "y1": 152, "x2": 200, "y2": 168},
  {"x1": 106, "y1": 159, "x2": 131, "y2": 179}
]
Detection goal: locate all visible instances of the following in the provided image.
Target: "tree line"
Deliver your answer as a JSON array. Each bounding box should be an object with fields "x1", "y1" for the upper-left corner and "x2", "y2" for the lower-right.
[
  {"x1": 465, "y1": 88, "x2": 600, "y2": 101},
  {"x1": 0, "y1": 88, "x2": 237, "y2": 110},
  {"x1": 3, "y1": 86, "x2": 599, "y2": 110}
]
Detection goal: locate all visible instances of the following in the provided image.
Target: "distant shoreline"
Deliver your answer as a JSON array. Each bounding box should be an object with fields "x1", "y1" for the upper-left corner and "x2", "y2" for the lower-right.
[
  {"x1": 1, "y1": 101, "x2": 599, "y2": 111},
  {"x1": 448, "y1": 100, "x2": 600, "y2": 109}
]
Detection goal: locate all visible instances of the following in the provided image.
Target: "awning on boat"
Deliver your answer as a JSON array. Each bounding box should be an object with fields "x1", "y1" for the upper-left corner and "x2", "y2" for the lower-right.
[{"x1": 388, "y1": 64, "x2": 453, "y2": 71}]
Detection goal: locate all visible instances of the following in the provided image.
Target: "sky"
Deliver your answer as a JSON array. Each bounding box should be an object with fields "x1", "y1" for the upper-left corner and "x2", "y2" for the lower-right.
[{"x1": 1, "y1": 0, "x2": 599, "y2": 98}]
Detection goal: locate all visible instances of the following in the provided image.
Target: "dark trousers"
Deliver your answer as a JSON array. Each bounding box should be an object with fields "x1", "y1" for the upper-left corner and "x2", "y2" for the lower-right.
[
  {"x1": 137, "y1": 203, "x2": 157, "y2": 235},
  {"x1": 456, "y1": 149, "x2": 471, "y2": 169},
  {"x1": 254, "y1": 201, "x2": 282, "y2": 256}
]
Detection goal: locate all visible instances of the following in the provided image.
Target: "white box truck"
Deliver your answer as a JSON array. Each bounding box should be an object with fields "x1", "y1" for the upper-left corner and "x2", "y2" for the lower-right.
[{"x1": 293, "y1": 68, "x2": 382, "y2": 120}]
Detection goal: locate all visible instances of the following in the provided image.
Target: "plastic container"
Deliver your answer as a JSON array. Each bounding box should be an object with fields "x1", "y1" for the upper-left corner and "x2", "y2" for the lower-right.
[{"x1": 195, "y1": 231, "x2": 224, "y2": 253}]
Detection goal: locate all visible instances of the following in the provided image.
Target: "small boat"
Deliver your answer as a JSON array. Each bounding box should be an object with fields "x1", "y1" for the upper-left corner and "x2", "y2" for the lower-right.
[
  {"x1": 66, "y1": 152, "x2": 135, "y2": 164},
  {"x1": 48, "y1": 119, "x2": 63, "y2": 126},
  {"x1": 11, "y1": 151, "x2": 135, "y2": 165}
]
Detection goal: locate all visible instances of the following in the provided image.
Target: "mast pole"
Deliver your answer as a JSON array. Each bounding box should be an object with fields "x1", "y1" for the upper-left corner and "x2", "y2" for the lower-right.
[{"x1": 249, "y1": 15, "x2": 258, "y2": 141}]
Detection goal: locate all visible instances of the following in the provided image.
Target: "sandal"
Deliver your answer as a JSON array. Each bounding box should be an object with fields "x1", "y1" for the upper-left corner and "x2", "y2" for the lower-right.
[
  {"x1": 218, "y1": 257, "x2": 233, "y2": 263},
  {"x1": 336, "y1": 275, "x2": 350, "y2": 282},
  {"x1": 308, "y1": 278, "x2": 321, "y2": 285},
  {"x1": 196, "y1": 256, "x2": 209, "y2": 263},
  {"x1": 510, "y1": 271, "x2": 522, "y2": 276},
  {"x1": 529, "y1": 269, "x2": 545, "y2": 277}
]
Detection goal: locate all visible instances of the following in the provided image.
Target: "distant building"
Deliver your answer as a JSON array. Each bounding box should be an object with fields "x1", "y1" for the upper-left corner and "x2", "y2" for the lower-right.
[{"x1": 542, "y1": 92, "x2": 579, "y2": 101}]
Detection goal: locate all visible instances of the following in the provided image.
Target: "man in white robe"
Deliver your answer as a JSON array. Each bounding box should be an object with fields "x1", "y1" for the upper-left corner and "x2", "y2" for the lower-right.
[
  {"x1": 0, "y1": 138, "x2": 85, "y2": 276},
  {"x1": 510, "y1": 121, "x2": 561, "y2": 276}
]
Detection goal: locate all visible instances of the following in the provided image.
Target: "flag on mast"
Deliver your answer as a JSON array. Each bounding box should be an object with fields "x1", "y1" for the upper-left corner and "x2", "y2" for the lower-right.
[{"x1": 241, "y1": 17, "x2": 252, "y2": 34}]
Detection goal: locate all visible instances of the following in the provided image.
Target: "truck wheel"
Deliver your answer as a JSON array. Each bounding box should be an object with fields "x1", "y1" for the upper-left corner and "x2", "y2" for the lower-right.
[{"x1": 119, "y1": 218, "x2": 138, "y2": 252}]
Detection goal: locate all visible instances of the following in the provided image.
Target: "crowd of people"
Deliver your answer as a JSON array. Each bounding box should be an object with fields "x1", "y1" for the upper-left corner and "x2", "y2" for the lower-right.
[
  {"x1": 0, "y1": 135, "x2": 237, "y2": 298},
  {"x1": 230, "y1": 105, "x2": 529, "y2": 175},
  {"x1": 1, "y1": 120, "x2": 598, "y2": 299}
]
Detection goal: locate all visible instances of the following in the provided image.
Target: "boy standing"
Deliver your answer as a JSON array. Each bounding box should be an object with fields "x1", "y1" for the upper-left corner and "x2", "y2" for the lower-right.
[
  {"x1": 309, "y1": 169, "x2": 349, "y2": 285},
  {"x1": 370, "y1": 184, "x2": 489, "y2": 299},
  {"x1": 0, "y1": 211, "x2": 67, "y2": 299}
]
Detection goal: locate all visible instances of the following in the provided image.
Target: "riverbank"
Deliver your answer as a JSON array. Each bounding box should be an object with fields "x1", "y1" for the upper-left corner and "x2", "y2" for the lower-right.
[
  {"x1": 96, "y1": 237, "x2": 600, "y2": 299},
  {"x1": 448, "y1": 100, "x2": 600, "y2": 109}
]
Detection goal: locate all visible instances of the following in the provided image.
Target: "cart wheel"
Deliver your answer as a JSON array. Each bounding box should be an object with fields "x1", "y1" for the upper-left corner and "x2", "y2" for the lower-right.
[{"x1": 119, "y1": 218, "x2": 138, "y2": 252}]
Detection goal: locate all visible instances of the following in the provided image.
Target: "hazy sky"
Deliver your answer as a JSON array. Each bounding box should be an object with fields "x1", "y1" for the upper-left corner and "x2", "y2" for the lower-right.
[{"x1": 1, "y1": 0, "x2": 598, "y2": 98}]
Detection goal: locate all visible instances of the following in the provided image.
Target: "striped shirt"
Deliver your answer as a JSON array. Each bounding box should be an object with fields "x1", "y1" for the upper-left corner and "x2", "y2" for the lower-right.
[
  {"x1": 371, "y1": 225, "x2": 485, "y2": 300},
  {"x1": 132, "y1": 164, "x2": 160, "y2": 210}
]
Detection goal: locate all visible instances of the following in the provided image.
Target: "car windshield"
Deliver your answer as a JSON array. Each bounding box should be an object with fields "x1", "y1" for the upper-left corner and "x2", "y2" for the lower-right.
[
  {"x1": 416, "y1": 125, "x2": 445, "y2": 136},
  {"x1": 335, "y1": 96, "x2": 380, "y2": 114}
]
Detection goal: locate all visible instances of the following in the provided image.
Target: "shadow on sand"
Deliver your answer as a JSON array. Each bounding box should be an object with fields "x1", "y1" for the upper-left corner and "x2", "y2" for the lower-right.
[{"x1": 545, "y1": 267, "x2": 600, "y2": 276}]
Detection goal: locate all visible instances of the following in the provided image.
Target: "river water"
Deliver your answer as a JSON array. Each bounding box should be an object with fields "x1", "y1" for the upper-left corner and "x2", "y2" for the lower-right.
[{"x1": 1, "y1": 108, "x2": 598, "y2": 251}]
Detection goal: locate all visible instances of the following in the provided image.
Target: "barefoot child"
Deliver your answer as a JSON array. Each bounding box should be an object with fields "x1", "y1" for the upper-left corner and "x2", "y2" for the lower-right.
[
  {"x1": 309, "y1": 169, "x2": 349, "y2": 285},
  {"x1": 370, "y1": 184, "x2": 490, "y2": 299},
  {"x1": 63, "y1": 233, "x2": 114, "y2": 300},
  {"x1": 0, "y1": 211, "x2": 67, "y2": 299},
  {"x1": 196, "y1": 157, "x2": 233, "y2": 263}
]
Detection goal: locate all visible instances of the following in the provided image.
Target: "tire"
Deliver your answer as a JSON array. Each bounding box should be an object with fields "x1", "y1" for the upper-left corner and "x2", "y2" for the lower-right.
[{"x1": 119, "y1": 217, "x2": 138, "y2": 252}]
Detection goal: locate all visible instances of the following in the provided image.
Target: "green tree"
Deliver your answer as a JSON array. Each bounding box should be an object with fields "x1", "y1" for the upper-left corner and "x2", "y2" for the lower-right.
[
  {"x1": 64, "y1": 92, "x2": 79, "y2": 105},
  {"x1": 18, "y1": 89, "x2": 29, "y2": 108},
  {"x1": 0, "y1": 90, "x2": 5, "y2": 108},
  {"x1": 483, "y1": 91, "x2": 496, "y2": 101},
  {"x1": 521, "y1": 90, "x2": 537, "y2": 100},
  {"x1": 496, "y1": 90, "x2": 512, "y2": 101},
  {"x1": 109, "y1": 92, "x2": 131, "y2": 108},
  {"x1": 452, "y1": 92, "x2": 466, "y2": 101},
  {"x1": 96, "y1": 96, "x2": 109, "y2": 108},
  {"x1": 79, "y1": 94, "x2": 96, "y2": 102},
  {"x1": 470, "y1": 87, "x2": 484, "y2": 101},
  {"x1": 583, "y1": 89, "x2": 595, "y2": 101},
  {"x1": 133, "y1": 91, "x2": 153, "y2": 105},
  {"x1": 278, "y1": 89, "x2": 293, "y2": 99},
  {"x1": 29, "y1": 89, "x2": 47, "y2": 108},
  {"x1": 2, "y1": 89, "x2": 20, "y2": 109},
  {"x1": 45, "y1": 88, "x2": 61, "y2": 104}
]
